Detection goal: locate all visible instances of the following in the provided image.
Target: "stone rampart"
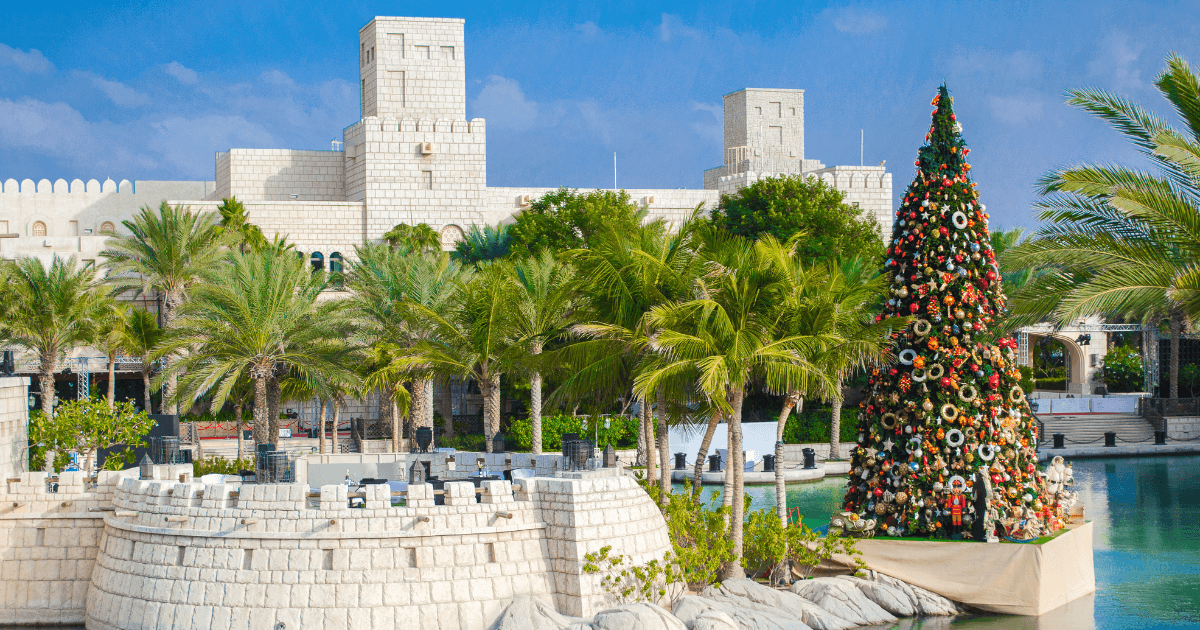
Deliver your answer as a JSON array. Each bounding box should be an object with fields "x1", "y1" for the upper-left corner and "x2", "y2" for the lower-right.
[
  {"x1": 0, "y1": 467, "x2": 140, "y2": 625},
  {"x1": 77, "y1": 464, "x2": 668, "y2": 630}
]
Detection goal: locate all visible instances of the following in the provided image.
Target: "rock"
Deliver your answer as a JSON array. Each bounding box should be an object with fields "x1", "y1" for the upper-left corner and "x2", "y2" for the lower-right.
[
  {"x1": 698, "y1": 578, "x2": 856, "y2": 630},
  {"x1": 492, "y1": 595, "x2": 586, "y2": 630},
  {"x1": 593, "y1": 602, "x2": 687, "y2": 630},
  {"x1": 789, "y1": 577, "x2": 897, "y2": 626},
  {"x1": 833, "y1": 575, "x2": 916, "y2": 616},
  {"x1": 673, "y1": 595, "x2": 811, "y2": 630},
  {"x1": 859, "y1": 572, "x2": 959, "y2": 616}
]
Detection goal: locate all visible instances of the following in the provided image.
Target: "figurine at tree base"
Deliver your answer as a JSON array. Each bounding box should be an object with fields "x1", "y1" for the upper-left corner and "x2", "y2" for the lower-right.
[{"x1": 841, "y1": 84, "x2": 1059, "y2": 540}]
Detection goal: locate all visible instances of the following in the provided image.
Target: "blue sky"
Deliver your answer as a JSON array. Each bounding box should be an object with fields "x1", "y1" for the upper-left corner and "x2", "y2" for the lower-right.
[{"x1": 2, "y1": 0, "x2": 1199, "y2": 230}]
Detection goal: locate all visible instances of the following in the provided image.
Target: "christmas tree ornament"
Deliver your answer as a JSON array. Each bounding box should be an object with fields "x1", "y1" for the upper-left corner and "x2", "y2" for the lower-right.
[{"x1": 840, "y1": 84, "x2": 1052, "y2": 540}]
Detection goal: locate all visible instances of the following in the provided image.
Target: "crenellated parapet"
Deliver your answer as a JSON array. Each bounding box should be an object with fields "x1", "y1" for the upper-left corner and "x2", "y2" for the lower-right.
[{"x1": 74, "y1": 462, "x2": 668, "y2": 630}]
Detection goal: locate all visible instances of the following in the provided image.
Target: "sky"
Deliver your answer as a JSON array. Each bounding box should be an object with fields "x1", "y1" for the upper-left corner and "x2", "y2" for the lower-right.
[{"x1": 2, "y1": 0, "x2": 1199, "y2": 230}]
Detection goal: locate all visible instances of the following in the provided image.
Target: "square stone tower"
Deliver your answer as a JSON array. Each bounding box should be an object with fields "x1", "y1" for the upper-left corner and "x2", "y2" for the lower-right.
[
  {"x1": 723, "y1": 88, "x2": 806, "y2": 174},
  {"x1": 359, "y1": 17, "x2": 466, "y2": 119}
]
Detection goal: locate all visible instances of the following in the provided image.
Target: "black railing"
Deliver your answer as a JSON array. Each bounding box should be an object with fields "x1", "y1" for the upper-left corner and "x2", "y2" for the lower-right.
[
  {"x1": 1139, "y1": 397, "x2": 1200, "y2": 418},
  {"x1": 1032, "y1": 412, "x2": 1046, "y2": 446}
]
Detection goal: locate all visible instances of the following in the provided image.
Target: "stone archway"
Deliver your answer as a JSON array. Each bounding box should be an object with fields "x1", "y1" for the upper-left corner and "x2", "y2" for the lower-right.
[
  {"x1": 1028, "y1": 333, "x2": 1087, "y2": 394},
  {"x1": 440, "y1": 224, "x2": 464, "y2": 250}
]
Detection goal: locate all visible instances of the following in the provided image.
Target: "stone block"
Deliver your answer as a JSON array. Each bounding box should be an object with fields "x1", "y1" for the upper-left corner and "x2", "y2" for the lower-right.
[
  {"x1": 444, "y1": 481, "x2": 475, "y2": 506},
  {"x1": 480, "y1": 479, "x2": 513, "y2": 504}
]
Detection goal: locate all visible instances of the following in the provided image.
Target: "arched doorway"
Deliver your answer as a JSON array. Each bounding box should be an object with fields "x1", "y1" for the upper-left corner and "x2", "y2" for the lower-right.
[{"x1": 1028, "y1": 333, "x2": 1086, "y2": 394}]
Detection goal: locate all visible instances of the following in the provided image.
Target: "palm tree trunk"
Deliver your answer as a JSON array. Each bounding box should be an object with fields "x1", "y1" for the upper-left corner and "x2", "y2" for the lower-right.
[
  {"x1": 252, "y1": 376, "x2": 269, "y2": 445},
  {"x1": 641, "y1": 398, "x2": 656, "y2": 487},
  {"x1": 332, "y1": 399, "x2": 341, "y2": 454},
  {"x1": 392, "y1": 393, "x2": 401, "y2": 452},
  {"x1": 411, "y1": 378, "x2": 430, "y2": 433},
  {"x1": 40, "y1": 355, "x2": 56, "y2": 418},
  {"x1": 1170, "y1": 311, "x2": 1182, "y2": 399},
  {"x1": 829, "y1": 381, "x2": 844, "y2": 460},
  {"x1": 235, "y1": 400, "x2": 244, "y2": 461},
  {"x1": 106, "y1": 356, "x2": 116, "y2": 410},
  {"x1": 267, "y1": 375, "x2": 281, "y2": 441},
  {"x1": 656, "y1": 388, "x2": 670, "y2": 505},
  {"x1": 142, "y1": 368, "x2": 152, "y2": 414},
  {"x1": 692, "y1": 408, "x2": 721, "y2": 501},
  {"x1": 775, "y1": 393, "x2": 800, "y2": 529},
  {"x1": 726, "y1": 387, "x2": 746, "y2": 579},
  {"x1": 636, "y1": 400, "x2": 649, "y2": 468},
  {"x1": 531, "y1": 371, "x2": 544, "y2": 455},
  {"x1": 482, "y1": 372, "x2": 501, "y2": 453},
  {"x1": 318, "y1": 399, "x2": 327, "y2": 454},
  {"x1": 161, "y1": 291, "x2": 182, "y2": 415}
]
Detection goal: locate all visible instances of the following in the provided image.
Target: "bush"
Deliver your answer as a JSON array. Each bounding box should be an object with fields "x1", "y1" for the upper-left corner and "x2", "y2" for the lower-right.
[
  {"x1": 782, "y1": 407, "x2": 858, "y2": 444},
  {"x1": 193, "y1": 456, "x2": 255, "y2": 476},
  {"x1": 742, "y1": 504, "x2": 866, "y2": 582},
  {"x1": 1183, "y1": 364, "x2": 1200, "y2": 398},
  {"x1": 1035, "y1": 377, "x2": 1067, "y2": 391},
  {"x1": 1018, "y1": 366, "x2": 1035, "y2": 393},
  {"x1": 506, "y1": 414, "x2": 640, "y2": 452},
  {"x1": 1102, "y1": 346, "x2": 1145, "y2": 393}
]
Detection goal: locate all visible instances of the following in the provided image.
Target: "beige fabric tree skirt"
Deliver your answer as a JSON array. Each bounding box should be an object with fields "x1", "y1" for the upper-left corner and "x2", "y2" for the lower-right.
[{"x1": 850, "y1": 521, "x2": 1095, "y2": 616}]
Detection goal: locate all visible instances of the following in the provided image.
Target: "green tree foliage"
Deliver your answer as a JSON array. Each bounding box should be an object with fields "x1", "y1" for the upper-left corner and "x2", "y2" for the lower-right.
[
  {"x1": 709, "y1": 174, "x2": 883, "y2": 264},
  {"x1": 383, "y1": 222, "x2": 442, "y2": 252},
  {"x1": 1101, "y1": 345, "x2": 1145, "y2": 393},
  {"x1": 214, "y1": 196, "x2": 267, "y2": 253},
  {"x1": 1181, "y1": 363, "x2": 1200, "y2": 397},
  {"x1": 452, "y1": 222, "x2": 511, "y2": 265},
  {"x1": 508, "y1": 188, "x2": 642, "y2": 253},
  {"x1": 1009, "y1": 53, "x2": 1200, "y2": 398},
  {"x1": 505, "y1": 414, "x2": 639, "y2": 452},
  {"x1": 29, "y1": 398, "x2": 154, "y2": 473}
]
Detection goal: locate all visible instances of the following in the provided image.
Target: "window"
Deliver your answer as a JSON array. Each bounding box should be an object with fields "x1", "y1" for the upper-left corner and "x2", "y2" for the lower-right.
[
  {"x1": 770, "y1": 102, "x2": 781, "y2": 116},
  {"x1": 329, "y1": 252, "x2": 344, "y2": 274},
  {"x1": 422, "y1": 171, "x2": 433, "y2": 190},
  {"x1": 440, "y1": 46, "x2": 455, "y2": 60},
  {"x1": 310, "y1": 251, "x2": 324, "y2": 271},
  {"x1": 100, "y1": 221, "x2": 116, "y2": 234},
  {"x1": 769, "y1": 126, "x2": 783, "y2": 143},
  {"x1": 415, "y1": 45, "x2": 430, "y2": 59},
  {"x1": 361, "y1": 43, "x2": 365, "y2": 67},
  {"x1": 31, "y1": 221, "x2": 46, "y2": 237},
  {"x1": 755, "y1": 106, "x2": 762, "y2": 115},
  {"x1": 388, "y1": 33, "x2": 404, "y2": 59},
  {"x1": 790, "y1": 107, "x2": 797, "y2": 116}
]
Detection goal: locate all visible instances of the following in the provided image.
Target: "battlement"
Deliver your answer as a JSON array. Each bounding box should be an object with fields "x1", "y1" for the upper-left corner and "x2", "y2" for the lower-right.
[
  {"x1": 345, "y1": 116, "x2": 486, "y2": 137},
  {"x1": 3, "y1": 178, "x2": 135, "y2": 194}
]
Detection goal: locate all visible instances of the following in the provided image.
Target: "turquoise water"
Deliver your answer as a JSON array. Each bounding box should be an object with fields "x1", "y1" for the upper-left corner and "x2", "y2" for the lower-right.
[
  {"x1": 679, "y1": 455, "x2": 1200, "y2": 629},
  {"x1": 8, "y1": 455, "x2": 1198, "y2": 629}
]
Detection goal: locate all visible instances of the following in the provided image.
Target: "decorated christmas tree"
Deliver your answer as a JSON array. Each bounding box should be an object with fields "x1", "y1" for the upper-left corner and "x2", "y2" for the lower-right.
[{"x1": 840, "y1": 85, "x2": 1061, "y2": 540}]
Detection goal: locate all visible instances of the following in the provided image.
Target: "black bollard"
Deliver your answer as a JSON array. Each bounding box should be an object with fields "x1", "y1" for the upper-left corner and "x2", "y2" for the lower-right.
[
  {"x1": 763, "y1": 454, "x2": 775, "y2": 472},
  {"x1": 1053, "y1": 433, "x2": 1065, "y2": 449},
  {"x1": 1155, "y1": 431, "x2": 1167, "y2": 445},
  {"x1": 708, "y1": 453, "x2": 722, "y2": 472},
  {"x1": 674, "y1": 452, "x2": 687, "y2": 470},
  {"x1": 1104, "y1": 432, "x2": 1116, "y2": 447},
  {"x1": 801, "y1": 448, "x2": 816, "y2": 470}
]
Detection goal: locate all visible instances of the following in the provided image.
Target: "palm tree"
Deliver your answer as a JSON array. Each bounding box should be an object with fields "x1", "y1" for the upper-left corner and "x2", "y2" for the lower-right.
[
  {"x1": 636, "y1": 235, "x2": 834, "y2": 576},
  {"x1": 160, "y1": 248, "x2": 347, "y2": 445},
  {"x1": 383, "y1": 223, "x2": 442, "y2": 252},
  {"x1": 1011, "y1": 53, "x2": 1200, "y2": 398},
  {"x1": 510, "y1": 252, "x2": 578, "y2": 455},
  {"x1": 551, "y1": 215, "x2": 703, "y2": 495},
  {"x1": 2, "y1": 256, "x2": 104, "y2": 419},
  {"x1": 453, "y1": 222, "x2": 512, "y2": 265},
  {"x1": 119, "y1": 307, "x2": 163, "y2": 414},
  {"x1": 101, "y1": 201, "x2": 227, "y2": 413},
  {"x1": 390, "y1": 263, "x2": 516, "y2": 452},
  {"x1": 342, "y1": 244, "x2": 469, "y2": 448},
  {"x1": 91, "y1": 298, "x2": 129, "y2": 410},
  {"x1": 214, "y1": 196, "x2": 267, "y2": 253}
]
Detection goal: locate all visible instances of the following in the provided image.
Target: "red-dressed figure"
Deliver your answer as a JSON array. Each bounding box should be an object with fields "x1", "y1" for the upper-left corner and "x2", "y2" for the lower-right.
[{"x1": 945, "y1": 477, "x2": 967, "y2": 539}]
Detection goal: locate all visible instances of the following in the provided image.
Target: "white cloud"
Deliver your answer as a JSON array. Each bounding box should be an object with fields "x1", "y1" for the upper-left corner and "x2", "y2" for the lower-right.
[
  {"x1": 0, "y1": 97, "x2": 93, "y2": 155},
  {"x1": 163, "y1": 61, "x2": 199, "y2": 85},
  {"x1": 658, "y1": 14, "x2": 704, "y2": 42},
  {"x1": 989, "y1": 96, "x2": 1044, "y2": 126},
  {"x1": 149, "y1": 115, "x2": 278, "y2": 173},
  {"x1": 690, "y1": 102, "x2": 722, "y2": 143},
  {"x1": 576, "y1": 22, "x2": 601, "y2": 39},
  {"x1": 74, "y1": 71, "x2": 151, "y2": 108},
  {"x1": 260, "y1": 69, "x2": 295, "y2": 88},
  {"x1": 0, "y1": 43, "x2": 53, "y2": 74},
  {"x1": 829, "y1": 8, "x2": 888, "y2": 35},
  {"x1": 1088, "y1": 31, "x2": 1144, "y2": 92},
  {"x1": 470, "y1": 76, "x2": 538, "y2": 132}
]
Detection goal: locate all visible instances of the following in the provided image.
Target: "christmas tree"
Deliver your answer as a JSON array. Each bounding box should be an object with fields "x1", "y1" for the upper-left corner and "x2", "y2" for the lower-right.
[{"x1": 841, "y1": 85, "x2": 1060, "y2": 540}]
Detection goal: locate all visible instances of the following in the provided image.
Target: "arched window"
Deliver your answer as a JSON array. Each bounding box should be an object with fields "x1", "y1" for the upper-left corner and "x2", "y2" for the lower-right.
[
  {"x1": 329, "y1": 252, "x2": 344, "y2": 274},
  {"x1": 31, "y1": 221, "x2": 46, "y2": 237},
  {"x1": 296, "y1": 251, "x2": 305, "y2": 261},
  {"x1": 99, "y1": 221, "x2": 116, "y2": 234},
  {"x1": 310, "y1": 251, "x2": 324, "y2": 271}
]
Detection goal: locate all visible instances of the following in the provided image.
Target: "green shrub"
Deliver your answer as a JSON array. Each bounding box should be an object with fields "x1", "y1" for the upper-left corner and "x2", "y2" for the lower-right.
[
  {"x1": 193, "y1": 456, "x2": 255, "y2": 476},
  {"x1": 1102, "y1": 346, "x2": 1145, "y2": 393},
  {"x1": 1035, "y1": 377, "x2": 1067, "y2": 391},
  {"x1": 1018, "y1": 366, "x2": 1035, "y2": 393},
  {"x1": 1183, "y1": 364, "x2": 1200, "y2": 397},
  {"x1": 506, "y1": 414, "x2": 639, "y2": 452},
  {"x1": 782, "y1": 407, "x2": 858, "y2": 444}
]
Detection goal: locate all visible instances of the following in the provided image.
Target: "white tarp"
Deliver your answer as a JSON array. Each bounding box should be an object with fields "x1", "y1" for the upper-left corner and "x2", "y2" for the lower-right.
[
  {"x1": 1089, "y1": 398, "x2": 1138, "y2": 414},
  {"x1": 1050, "y1": 398, "x2": 1091, "y2": 415},
  {"x1": 669, "y1": 422, "x2": 779, "y2": 469}
]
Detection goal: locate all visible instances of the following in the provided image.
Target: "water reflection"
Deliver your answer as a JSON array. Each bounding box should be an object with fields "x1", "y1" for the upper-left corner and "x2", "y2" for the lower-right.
[{"x1": 678, "y1": 454, "x2": 1200, "y2": 629}]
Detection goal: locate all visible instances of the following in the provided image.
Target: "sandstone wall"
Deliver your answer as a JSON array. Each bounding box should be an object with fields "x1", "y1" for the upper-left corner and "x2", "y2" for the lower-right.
[
  {"x1": 0, "y1": 468, "x2": 138, "y2": 625},
  {"x1": 0, "y1": 376, "x2": 29, "y2": 478}
]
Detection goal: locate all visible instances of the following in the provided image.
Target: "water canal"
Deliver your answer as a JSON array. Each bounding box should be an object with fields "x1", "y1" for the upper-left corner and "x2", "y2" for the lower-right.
[{"x1": 10, "y1": 455, "x2": 1197, "y2": 630}]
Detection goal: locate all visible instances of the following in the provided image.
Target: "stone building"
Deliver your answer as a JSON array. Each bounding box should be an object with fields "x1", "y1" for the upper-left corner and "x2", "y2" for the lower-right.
[{"x1": 0, "y1": 15, "x2": 890, "y2": 268}]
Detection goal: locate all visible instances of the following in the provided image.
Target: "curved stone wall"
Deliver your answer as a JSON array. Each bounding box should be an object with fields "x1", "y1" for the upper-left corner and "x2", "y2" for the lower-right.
[{"x1": 86, "y1": 468, "x2": 669, "y2": 630}]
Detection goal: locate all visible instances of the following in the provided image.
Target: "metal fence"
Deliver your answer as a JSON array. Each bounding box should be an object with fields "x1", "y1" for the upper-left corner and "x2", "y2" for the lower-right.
[{"x1": 1138, "y1": 397, "x2": 1200, "y2": 435}]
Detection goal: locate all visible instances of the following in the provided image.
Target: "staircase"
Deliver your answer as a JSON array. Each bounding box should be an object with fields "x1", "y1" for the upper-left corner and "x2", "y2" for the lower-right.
[{"x1": 1039, "y1": 413, "x2": 1157, "y2": 447}]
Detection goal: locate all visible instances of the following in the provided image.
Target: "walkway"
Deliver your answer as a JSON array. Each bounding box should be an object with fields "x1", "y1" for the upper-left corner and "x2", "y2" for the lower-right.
[{"x1": 1039, "y1": 413, "x2": 1156, "y2": 447}]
